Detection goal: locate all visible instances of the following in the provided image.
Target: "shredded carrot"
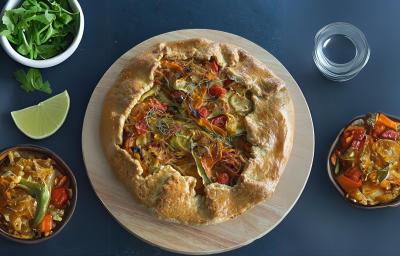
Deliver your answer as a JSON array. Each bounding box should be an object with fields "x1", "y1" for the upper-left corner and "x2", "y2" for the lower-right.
[
  {"x1": 198, "y1": 118, "x2": 227, "y2": 137},
  {"x1": 161, "y1": 60, "x2": 183, "y2": 72},
  {"x1": 192, "y1": 86, "x2": 207, "y2": 109},
  {"x1": 56, "y1": 175, "x2": 68, "y2": 188},
  {"x1": 202, "y1": 141, "x2": 224, "y2": 171},
  {"x1": 133, "y1": 153, "x2": 141, "y2": 161},
  {"x1": 205, "y1": 72, "x2": 217, "y2": 81}
]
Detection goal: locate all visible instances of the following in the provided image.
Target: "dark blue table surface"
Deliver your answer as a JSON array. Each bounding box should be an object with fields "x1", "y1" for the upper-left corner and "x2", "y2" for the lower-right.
[{"x1": 1, "y1": 0, "x2": 400, "y2": 255}]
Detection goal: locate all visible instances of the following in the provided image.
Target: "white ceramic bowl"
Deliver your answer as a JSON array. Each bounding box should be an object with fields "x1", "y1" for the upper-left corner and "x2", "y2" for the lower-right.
[{"x1": 0, "y1": 0, "x2": 84, "y2": 68}]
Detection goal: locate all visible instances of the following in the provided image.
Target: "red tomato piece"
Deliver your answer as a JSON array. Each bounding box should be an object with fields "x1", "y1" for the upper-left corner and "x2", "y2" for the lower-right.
[
  {"x1": 51, "y1": 187, "x2": 69, "y2": 208},
  {"x1": 210, "y1": 60, "x2": 219, "y2": 73},
  {"x1": 340, "y1": 127, "x2": 366, "y2": 149},
  {"x1": 198, "y1": 106, "x2": 209, "y2": 118},
  {"x1": 372, "y1": 124, "x2": 386, "y2": 138},
  {"x1": 380, "y1": 129, "x2": 399, "y2": 140},
  {"x1": 169, "y1": 90, "x2": 186, "y2": 104},
  {"x1": 351, "y1": 140, "x2": 361, "y2": 150},
  {"x1": 336, "y1": 175, "x2": 362, "y2": 193},
  {"x1": 135, "y1": 119, "x2": 148, "y2": 135},
  {"x1": 209, "y1": 85, "x2": 227, "y2": 98},
  {"x1": 148, "y1": 98, "x2": 167, "y2": 112},
  {"x1": 344, "y1": 167, "x2": 363, "y2": 182},
  {"x1": 211, "y1": 115, "x2": 228, "y2": 129},
  {"x1": 216, "y1": 172, "x2": 230, "y2": 185},
  {"x1": 353, "y1": 127, "x2": 366, "y2": 140}
]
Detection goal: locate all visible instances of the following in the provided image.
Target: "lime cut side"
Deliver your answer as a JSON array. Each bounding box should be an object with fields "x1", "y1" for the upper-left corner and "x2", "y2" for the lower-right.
[{"x1": 11, "y1": 91, "x2": 70, "y2": 139}]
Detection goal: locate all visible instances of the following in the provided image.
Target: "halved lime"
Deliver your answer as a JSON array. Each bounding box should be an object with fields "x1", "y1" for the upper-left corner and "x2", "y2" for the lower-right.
[{"x1": 11, "y1": 91, "x2": 70, "y2": 139}]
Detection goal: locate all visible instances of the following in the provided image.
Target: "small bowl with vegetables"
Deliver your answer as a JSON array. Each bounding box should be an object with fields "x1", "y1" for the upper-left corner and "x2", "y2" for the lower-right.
[
  {"x1": 0, "y1": 0, "x2": 84, "y2": 68},
  {"x1": 0, "y1": 145, "x2": 77, "y2": 243},
  {"x1": 328, "y1": 113, "x2": 400, "y2": 208}
]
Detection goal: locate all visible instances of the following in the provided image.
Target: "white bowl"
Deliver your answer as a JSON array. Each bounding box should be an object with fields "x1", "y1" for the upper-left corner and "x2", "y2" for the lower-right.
[{"x1": 0, "y1": 0, "x2": 84, "y2": 68}]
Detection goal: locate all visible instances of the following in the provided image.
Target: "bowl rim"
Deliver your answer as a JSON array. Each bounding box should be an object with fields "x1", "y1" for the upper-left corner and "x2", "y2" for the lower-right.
[
  {"x1": 327, "y1": 112, "x2": 400, "y2": 209},
  {"x1": 0, "y1": 144, "x2": 78, "y2": 244},
  {"x1": 0, "y1": 0, "x2": 85, "y2": 68}
]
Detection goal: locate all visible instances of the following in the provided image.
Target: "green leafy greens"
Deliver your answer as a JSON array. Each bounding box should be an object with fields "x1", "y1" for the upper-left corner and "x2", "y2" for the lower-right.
[
  {"x1": 0, "y1": 0, "x2": 79, "y2": 60},
  {"x1": 15, "y1": 68, "x2": 52, "y2": 94}
]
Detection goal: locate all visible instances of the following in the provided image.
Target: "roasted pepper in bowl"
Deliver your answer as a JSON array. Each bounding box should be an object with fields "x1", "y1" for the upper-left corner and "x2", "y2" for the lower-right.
[{"x1": 329, "y1": 113, "x2": 400, "y2": 206}]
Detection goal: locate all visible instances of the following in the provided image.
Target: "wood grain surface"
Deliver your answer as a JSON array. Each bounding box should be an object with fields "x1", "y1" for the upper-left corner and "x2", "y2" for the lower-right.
[{"x1": 82, "y1": 29, "x2": 314, "y2": 255}]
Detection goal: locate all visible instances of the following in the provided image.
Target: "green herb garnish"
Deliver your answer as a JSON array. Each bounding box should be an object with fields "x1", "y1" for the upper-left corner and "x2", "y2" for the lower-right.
[
  {"x1": 14, "y1": 68, "x2": 52, "y2": 94},
  {"x1": 0, "y1": 0, "x2": 79, "y2": 60},
  {"x1": 377, "y1": 165, "x2": 391, "y2": 183}
]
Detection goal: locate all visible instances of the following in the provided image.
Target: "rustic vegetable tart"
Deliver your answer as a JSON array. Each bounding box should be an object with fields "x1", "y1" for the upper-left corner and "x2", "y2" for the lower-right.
[{"x1": 101, "y1": 38, "x2": 294, "y2": 224}]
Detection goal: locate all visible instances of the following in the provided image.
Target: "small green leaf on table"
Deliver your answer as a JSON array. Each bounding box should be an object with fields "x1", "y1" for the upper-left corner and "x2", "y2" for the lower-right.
[{"x1": 14, "y1": 68, "x2": 52, "y2": 94}]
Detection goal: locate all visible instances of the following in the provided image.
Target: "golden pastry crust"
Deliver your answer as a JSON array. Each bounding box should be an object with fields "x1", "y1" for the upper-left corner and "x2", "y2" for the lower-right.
[{"x1": 101, "y1": 38, "x2": 295, "y2": 224}]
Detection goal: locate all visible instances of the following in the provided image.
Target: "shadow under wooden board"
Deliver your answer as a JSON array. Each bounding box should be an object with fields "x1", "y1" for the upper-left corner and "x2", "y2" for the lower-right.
[{"x1": 82, "y1": 29, "x2": 314, "y2": 255}]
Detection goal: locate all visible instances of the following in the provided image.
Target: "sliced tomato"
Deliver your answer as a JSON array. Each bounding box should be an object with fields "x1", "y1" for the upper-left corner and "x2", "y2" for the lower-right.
[
  {"x1": 198, "y1": 106, "x2": 209, "y2": 118},
  {"x1": 211, "y1": 115, "x2": 228, "y2": 129},
  {"x1": 51, "y1": 187, "x2": 69, "y2": 208},
  {"x1": 148, "y1": 98, "x2": 167, "y2": 112},
  {"x1": 336, "y1": 174, "x2": 362, "y2": 193},
  {"x1": 209, "y1": 85, "x2": 227, "y2": 98},
  {"x1": 210, "y1": 60, "x2": 219, "y2": 73},
  {"x1": 161, "y1": 60, "x2": 183, "y2": 72},
  {"x1": 169, "y1": 90, "x2": 186, "y2": 104},
  {"x1": 340, "y1": 126, "x2": 366, "y2": 149},
  {"x1": 380, "y1": 129, "x2": 399, "y2": 140},
  {"x1": 353, "y1": 128, "x2": 366, "y2": 140},
  {"x1": 344, "y1": 167, "x2": 363, "y2": 182},
  {"x1": 216, "y1": 172, "x2": 230, "y2": 185},
  {"x1": 351, "y1": 140, "x2": 362, "y2": 150},
  {"x1": 135, "y1": 119, "x2": 148, "y2": 135}
]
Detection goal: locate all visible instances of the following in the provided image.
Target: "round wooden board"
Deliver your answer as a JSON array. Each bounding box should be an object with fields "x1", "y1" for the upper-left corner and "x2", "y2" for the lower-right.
[{"x1": 82, "y1": 29, "x2": 314, "y2": 255}]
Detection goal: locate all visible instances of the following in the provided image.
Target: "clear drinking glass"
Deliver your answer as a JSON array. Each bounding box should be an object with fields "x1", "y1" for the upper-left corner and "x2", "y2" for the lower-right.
[{"x1": 313, "y1": 22, "x2": 370, "y2": 82}]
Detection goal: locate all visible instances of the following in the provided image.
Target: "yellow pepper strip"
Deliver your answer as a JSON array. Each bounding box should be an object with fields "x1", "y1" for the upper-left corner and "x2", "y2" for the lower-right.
[{"x1": 161, "y1": 60, "x2": 183, "y2": 72}]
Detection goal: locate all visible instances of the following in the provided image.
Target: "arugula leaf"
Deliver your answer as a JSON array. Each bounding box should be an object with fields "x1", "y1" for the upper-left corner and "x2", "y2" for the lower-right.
[
  {"x1": 14, "y1": 68, "x2": 52, "y2": 94},
  {"x1": 2, "y1": 15, "x2": 14, "y2": 32},
  {"x1": 0, "y1": 0, "x2": 79, "y2": 60}
]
